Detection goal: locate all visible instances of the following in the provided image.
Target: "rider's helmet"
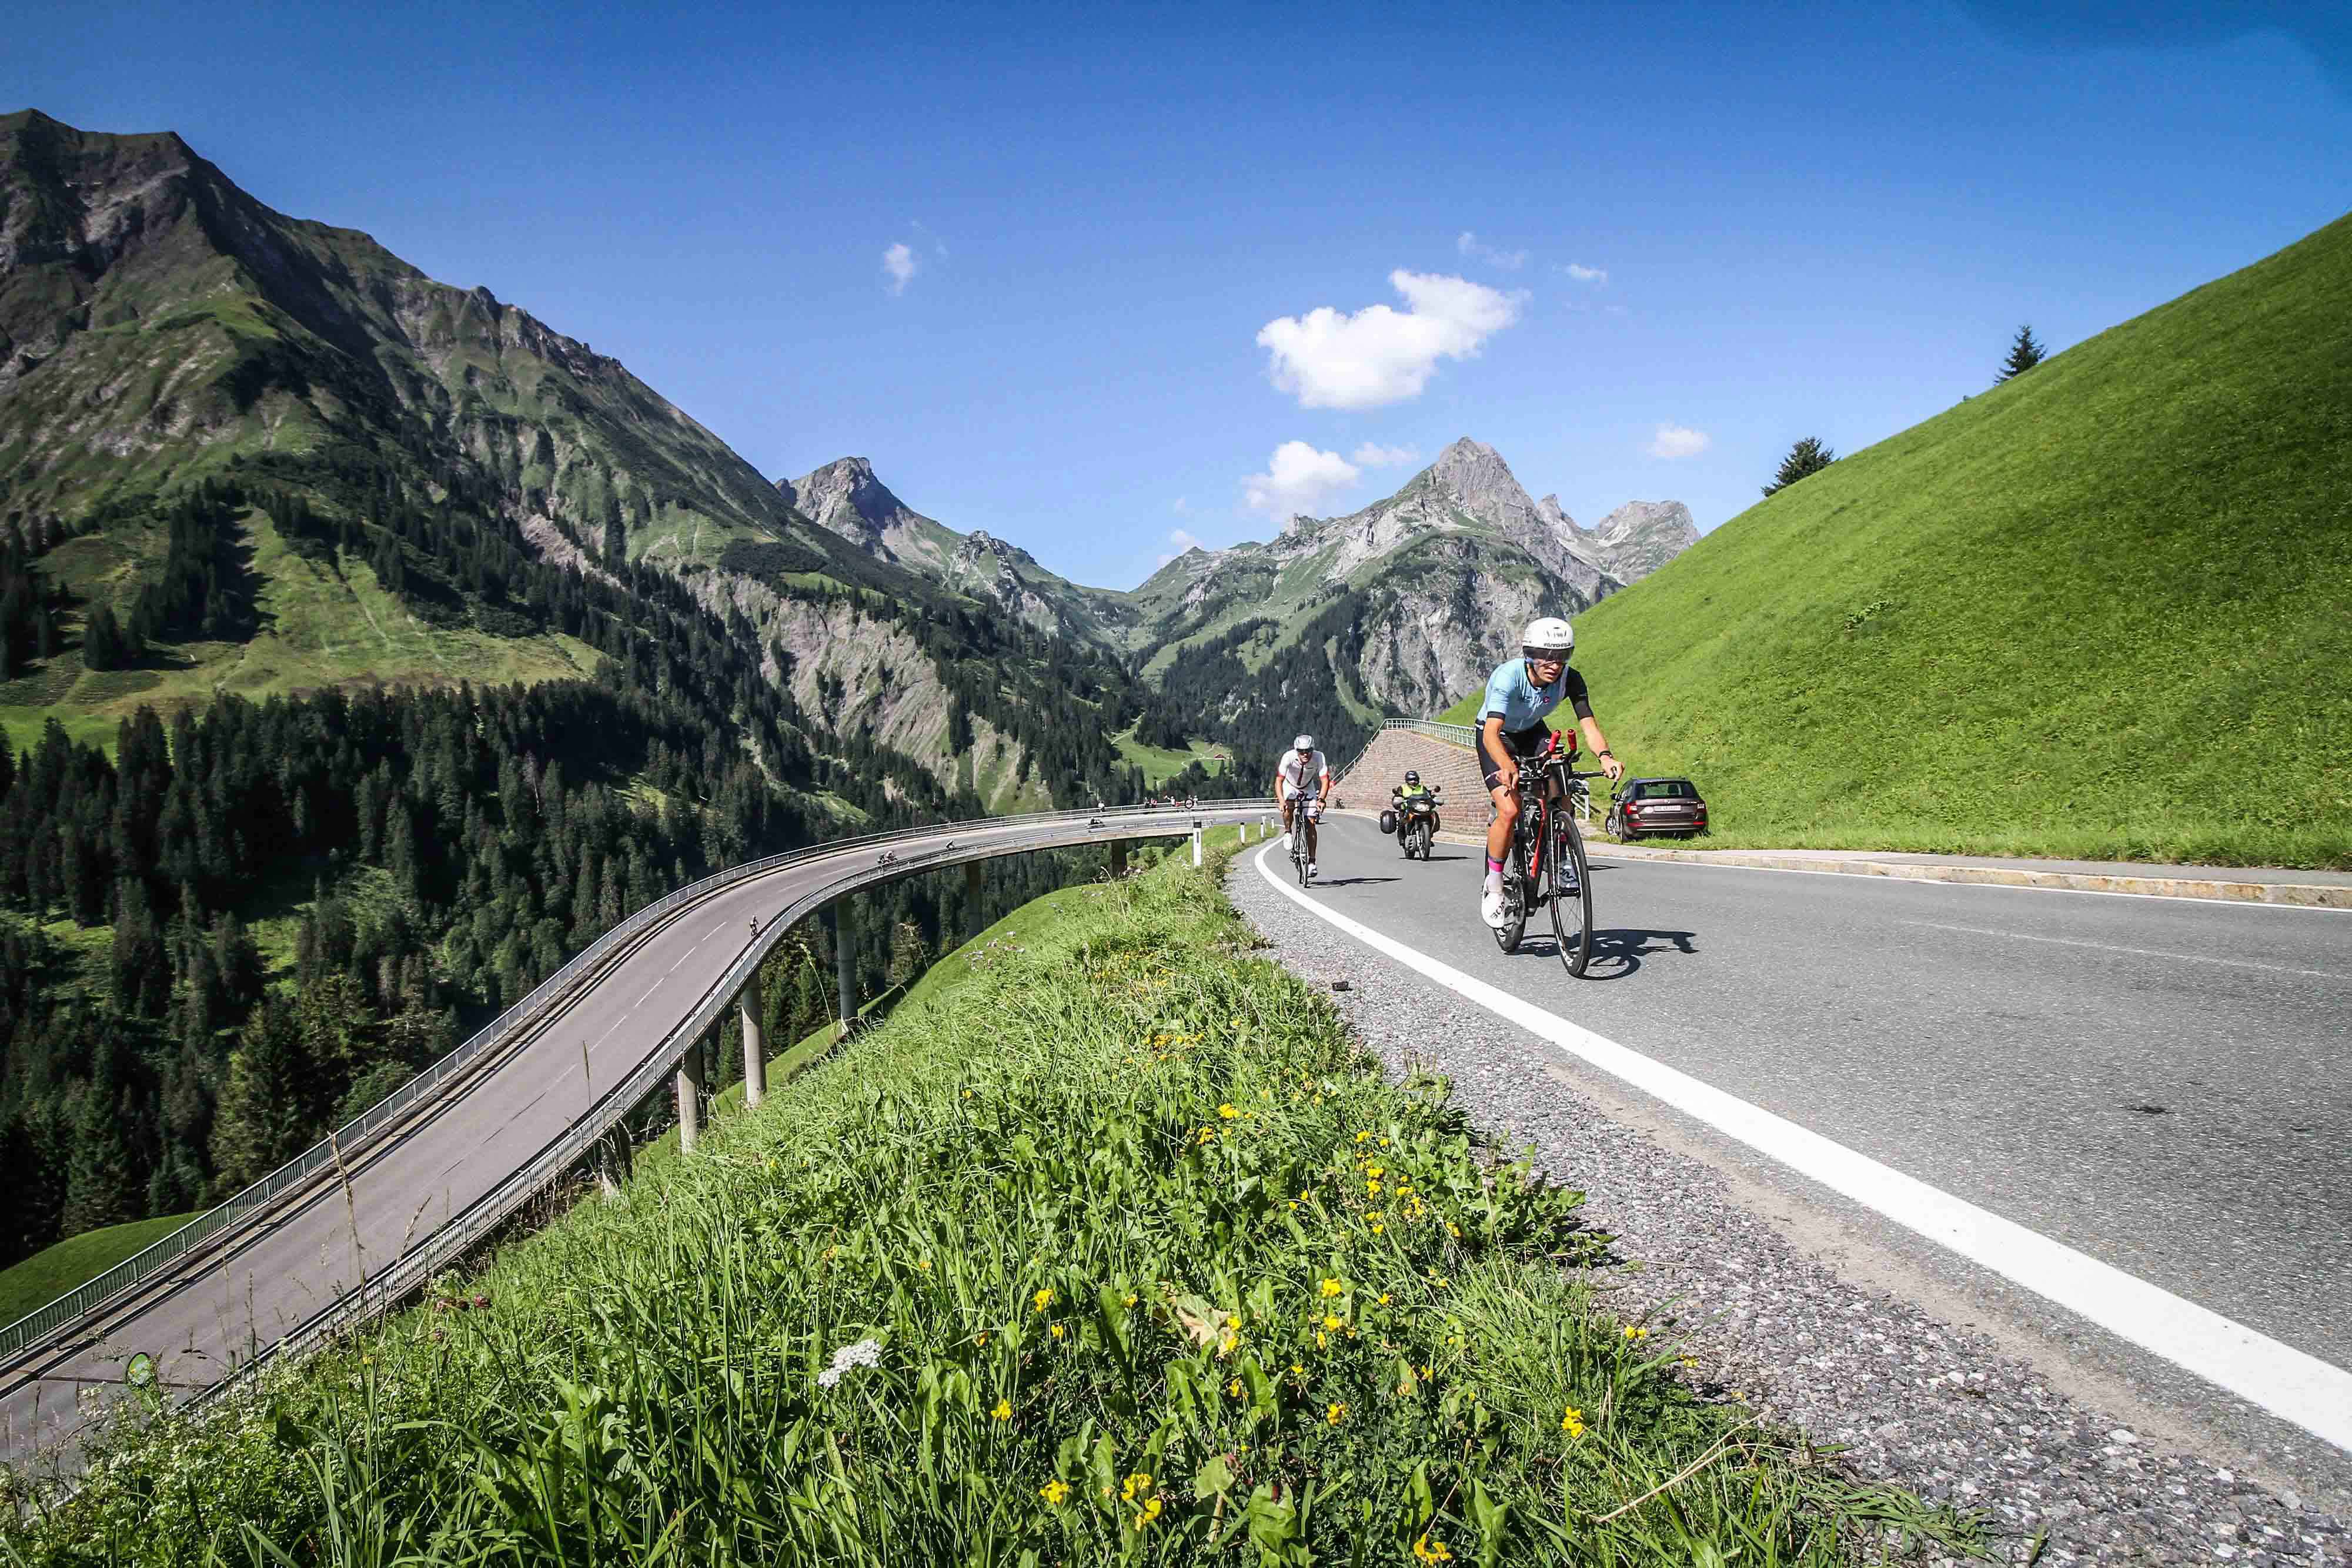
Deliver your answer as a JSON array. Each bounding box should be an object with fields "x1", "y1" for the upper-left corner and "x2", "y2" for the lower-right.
[
  {"x1": 1293, "y1": 733, "x2": 1315, "y2": 752},
  {"x1": 1404, "y1": 770, "x2": 1421, "y2": 787},
  {"x1": 1522, "y1": 616, "x2": 1574, "y2": 661}
]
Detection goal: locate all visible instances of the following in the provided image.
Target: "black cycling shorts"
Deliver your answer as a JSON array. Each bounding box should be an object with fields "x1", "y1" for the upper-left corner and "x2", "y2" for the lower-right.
[{"x1": 1476, "y1": 724, "x2": 1569, "y2": 793}]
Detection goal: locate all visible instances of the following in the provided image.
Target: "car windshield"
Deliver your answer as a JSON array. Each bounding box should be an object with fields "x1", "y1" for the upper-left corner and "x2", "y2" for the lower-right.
[{"x1": 1633, "y1": 781, "x2": 1693, "y2": 800}]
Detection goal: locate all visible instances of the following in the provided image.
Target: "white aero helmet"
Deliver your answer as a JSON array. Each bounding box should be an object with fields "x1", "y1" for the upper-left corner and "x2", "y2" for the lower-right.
[
  {"x1": 1521, "y1": 616, "x2": 1574, "y2": 660},
  {"x1": 1294, "y1": 733, "x2": 1316, "y2": 751}
]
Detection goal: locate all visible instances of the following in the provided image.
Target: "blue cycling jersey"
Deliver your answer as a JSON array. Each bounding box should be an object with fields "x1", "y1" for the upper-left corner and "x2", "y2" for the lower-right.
[{"x1": 1480, "y1": 658, "x2": 1592, "y2": 733}]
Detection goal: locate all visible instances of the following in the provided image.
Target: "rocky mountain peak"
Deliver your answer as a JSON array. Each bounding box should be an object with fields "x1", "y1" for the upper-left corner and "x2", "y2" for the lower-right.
[{"x1": 777, "y1": 456, "x2": 911, "y2": 540}]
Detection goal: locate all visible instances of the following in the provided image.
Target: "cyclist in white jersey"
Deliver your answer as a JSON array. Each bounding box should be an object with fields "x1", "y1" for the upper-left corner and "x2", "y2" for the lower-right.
[{"x1": 1275, "y1": 734, "x2": 1332, "y2": 880}]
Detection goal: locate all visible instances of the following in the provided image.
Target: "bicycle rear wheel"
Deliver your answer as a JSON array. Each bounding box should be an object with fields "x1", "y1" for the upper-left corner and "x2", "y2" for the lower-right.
[{"x1": 1549, "y1": 813, "x2": 1594, "y2": 977}]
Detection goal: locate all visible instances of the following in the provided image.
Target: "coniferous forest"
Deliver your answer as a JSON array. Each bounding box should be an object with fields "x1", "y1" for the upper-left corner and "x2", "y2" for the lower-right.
[{"x1": 0, "y1": 474, "x2": 1212, "y2": 1272}]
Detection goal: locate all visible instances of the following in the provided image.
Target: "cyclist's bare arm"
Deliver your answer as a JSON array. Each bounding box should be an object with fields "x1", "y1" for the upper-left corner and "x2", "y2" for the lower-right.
[{"x1": 1573, "y1": 714, "x2": 1624, "y2": 781}]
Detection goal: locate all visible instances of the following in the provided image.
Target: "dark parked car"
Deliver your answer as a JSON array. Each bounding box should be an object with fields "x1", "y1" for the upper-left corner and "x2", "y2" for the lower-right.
[{"x1": 1607, "y1": 777, "x2": 1709, "y2": 841}]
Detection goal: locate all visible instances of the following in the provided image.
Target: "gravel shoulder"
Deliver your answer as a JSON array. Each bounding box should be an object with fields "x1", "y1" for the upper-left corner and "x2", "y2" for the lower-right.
[{"x1": 1227, "y1": 847, "x2": 2350, "y2": 1567}]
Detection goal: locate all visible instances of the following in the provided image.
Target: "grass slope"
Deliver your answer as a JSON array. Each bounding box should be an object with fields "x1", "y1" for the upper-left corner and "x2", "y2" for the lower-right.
[
  {"x1": 1445, "y1": 213, "x2": 2352, "y2": 867},
  {"x1": 12, "y1": 842, "x2": 1968, "y2": 1563},
  {"x1": 0, "y1": 1212, "x2": 201, "y2": 1330},
  {"x1": 1, "y1": 509, "x2": 600, "y2": 756}
]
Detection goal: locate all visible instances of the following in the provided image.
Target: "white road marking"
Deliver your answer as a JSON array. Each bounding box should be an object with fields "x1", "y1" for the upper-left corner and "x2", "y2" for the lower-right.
[
  {"x1": 1595, "y1": 851, "x2": 2350, "y2": 912},
  {"x1": 1902, "y1": 919, "x2": 2347, "y2": 981},
  {"x1": 638, "y1": 986, "x2": 660, "y2": 1005},
  {"x1": 1251, "y1": 842, "x2": 2352, "y2": 1455}
]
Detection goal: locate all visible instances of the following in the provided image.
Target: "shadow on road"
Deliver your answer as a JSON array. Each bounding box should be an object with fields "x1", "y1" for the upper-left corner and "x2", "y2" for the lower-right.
[
  {"x1": 1315, "y1": 875, "x2": 1401, "y2": 888},
  {"x1": 1513, "y1": 926, "x2": 1698, "y2": 981}
]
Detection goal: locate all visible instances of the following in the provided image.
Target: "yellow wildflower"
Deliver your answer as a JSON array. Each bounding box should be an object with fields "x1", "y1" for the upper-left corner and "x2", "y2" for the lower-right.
[
  {"x1": 918, "y1": 1259, "x2": 932, "y2": 1271},
  {"x1": 976, "y1": 1332, "x2": 990, "y2": 1346},
  {"x1": 1033, "y1": 1288, "x2": 1054, "y2": 1312},
  {"x1": 1040, "y1": 1479, "x2": 1069, "y2": 1505},
  {"x1": 991, "y1": 1398, "x2": 1013, "y2": 1420},
  {"x1": 1050, "y1": 1323, "x2": 1066, "y2": 1340},
  {"x1": 1355, "y1": 1131, "x2": 1371, "y2": 1144},
  {"x1": 1219, "y1": 1103, "x2": 1240, "y2": 1119},
  {"x1": 1132, "y1": 1496, "x2": 1163, "y2": 1529},
  {"x1": 1121, "y1": 1472, "x2": 1154, "y2": 1503},
  {"x1": 1124, "y1": 1292, "x2": 1139, "y2": 1307},
  {"x1": 1413, "y1": 1534, "x2": 1455, "y2": 1564},
  {"x1": 1326, "y1": 1401, "x2": 1348, "y2": 1425},
  {"x1": 1228, "y1": 1378, "x2": 1245, "y2": 1398},
  {"x1": 1322, "y1": 1313, "x2": 1342, "y2": 1331},
  {"x1": 1561, "y1": 1403, "x2": 1585, "y2": 1436},
  {"x1": 1319, "y1": 1278, "x2": 1345, "y2": 1298},
  {"x1": 1371, "y1": 1221, "x2": 1385, "y2": 1233}
]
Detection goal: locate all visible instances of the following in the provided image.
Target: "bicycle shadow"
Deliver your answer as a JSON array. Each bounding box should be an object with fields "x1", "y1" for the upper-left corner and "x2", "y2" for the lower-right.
[
  {"x1": 1515, "y1": 926, "x2": 1698, "y2": 981},
  {"x1": 1315, "y1": 875, "x2": 1401, "y2": 888}
]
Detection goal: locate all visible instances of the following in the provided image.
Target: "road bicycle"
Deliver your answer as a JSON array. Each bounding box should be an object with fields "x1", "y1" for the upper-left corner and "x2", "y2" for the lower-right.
[
  {"x1": 1491, "y1": 734, "x2": 1603, "y2": 977},
  {"x1": 1287, "y1": 796, "x2": 1322, "y2": 887}
]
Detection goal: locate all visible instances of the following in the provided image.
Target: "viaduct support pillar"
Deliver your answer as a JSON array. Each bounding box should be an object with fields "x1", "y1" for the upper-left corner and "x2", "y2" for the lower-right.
[
  {"x1": 833, "y1": 900, "x2": 856, "y2": 1034},
  {"x1": 676, "y1": 1035, "x2": 706, "y2": 1154},
  {"x1": 1110, "y1": 840, "x2": 1127, "y2": 880},
  {"x1": 965, "y1": 860, "x2": 984, "y2": 944},
  {"x1": 739, "y1": 972, "x2": 766, "y2": 1110}
]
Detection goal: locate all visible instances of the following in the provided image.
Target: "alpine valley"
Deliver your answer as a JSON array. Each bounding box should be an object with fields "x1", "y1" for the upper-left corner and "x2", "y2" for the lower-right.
[{"x1": 0, "y1": 109, "x2": 1690, "y2": 1262}]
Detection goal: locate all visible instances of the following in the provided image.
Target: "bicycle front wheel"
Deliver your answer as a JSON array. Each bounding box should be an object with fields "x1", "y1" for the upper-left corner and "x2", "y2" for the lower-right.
[
  {"x1": 1550, "y1": 814, "x2": 1594, "y2": 977},
  {"x1": 1493, "y1": 838, "x2": 1528, "y2": 954}
]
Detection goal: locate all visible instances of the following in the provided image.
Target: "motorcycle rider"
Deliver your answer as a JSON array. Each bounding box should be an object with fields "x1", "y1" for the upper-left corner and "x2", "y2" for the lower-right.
[
  {"x1": 1478, "y1": 616, "x2": 1624, "y2": 928},
  {"x1": 1275, "y1": 734, "x2": 1332, "y2": 881}
]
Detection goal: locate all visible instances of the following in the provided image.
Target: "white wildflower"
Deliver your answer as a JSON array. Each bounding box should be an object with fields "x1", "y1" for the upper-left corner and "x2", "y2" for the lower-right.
[{"x1": 818, "y1": 1337, "x2": 883, "y2": 1389}]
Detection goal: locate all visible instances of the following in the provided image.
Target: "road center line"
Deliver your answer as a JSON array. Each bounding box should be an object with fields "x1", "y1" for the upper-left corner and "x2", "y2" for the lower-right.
[
  {"x1": 1900, "y1": 919, "x2": 2347, "y2": 980},
  {"x1": 1249, "y1": 842, "x2": 2352, "y2": 1455}
]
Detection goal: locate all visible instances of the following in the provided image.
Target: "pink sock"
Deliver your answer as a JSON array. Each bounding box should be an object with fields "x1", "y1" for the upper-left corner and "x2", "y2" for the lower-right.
[{"x1": 1486, "y1": 857, "x2": 1505, "y2": 876}]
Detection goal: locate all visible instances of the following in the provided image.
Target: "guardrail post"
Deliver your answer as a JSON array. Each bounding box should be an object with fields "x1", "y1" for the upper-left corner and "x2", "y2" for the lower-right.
[
  {"x1": 739, "y1": 974, "x2": 766, "y2": 1109},
  {"x1": 833, "y1": 900, "x2": 856, "y2": 1031},
  {"x1": 676, "y1": 1037, "x2": 706, "y2": 1154},
  {"x1": 1191, "y1": 826, "x2": 1203, "y2": 867},
  {"x1": 965, "y1": 860, "x2": 983, "y2": 942}
]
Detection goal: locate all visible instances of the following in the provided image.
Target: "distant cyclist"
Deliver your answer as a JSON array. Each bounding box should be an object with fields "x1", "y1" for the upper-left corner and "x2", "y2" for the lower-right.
[
  {"x1": 1276, "y1": 733, "x2": 1333, "y2": 881},
  {"x1": 1478, "y1": 617, "x2": 1623, "y2": 928}
]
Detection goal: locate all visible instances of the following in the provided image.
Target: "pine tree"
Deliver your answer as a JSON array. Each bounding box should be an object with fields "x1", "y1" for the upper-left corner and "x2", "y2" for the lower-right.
[
  {"x1": 1997, "y1": 323, "x2": 2046, "y2": 383},
  {"x1": 82, "y1": 603, "x2": 125, "y2": 671},
  {"x1": 211, "y1": 997, "x2": 314, "y2": 1188},
  {"x1": 1762, "y1": 437, "x2": 1838, "y2": 497}
]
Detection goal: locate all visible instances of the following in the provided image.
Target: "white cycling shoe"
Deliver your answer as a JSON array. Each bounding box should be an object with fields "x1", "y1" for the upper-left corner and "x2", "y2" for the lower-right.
[
  {"x1": 1308, "y1": 862, "x2": 1319, "y2": 881},
  {"x1": 1282, "y1": 831, "x2": 1293, "y2": 850},
  {"x1": 1480, "y1": 875, "x2": 1509, "y2": 928}
]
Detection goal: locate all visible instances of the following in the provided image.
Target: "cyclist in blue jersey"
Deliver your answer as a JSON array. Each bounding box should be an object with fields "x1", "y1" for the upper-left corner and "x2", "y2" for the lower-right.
[{"x1": 1478, "y1": 616, "x2": 1623, "y2": 927}]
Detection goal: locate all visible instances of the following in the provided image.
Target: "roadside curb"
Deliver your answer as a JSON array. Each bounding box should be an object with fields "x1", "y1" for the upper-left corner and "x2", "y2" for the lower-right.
[{"x1": 1329, "y1": 810, "x2": 2351, "y2": 909}]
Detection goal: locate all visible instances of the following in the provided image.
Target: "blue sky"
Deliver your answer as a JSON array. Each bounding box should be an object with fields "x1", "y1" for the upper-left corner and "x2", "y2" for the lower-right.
[{"x1": 8, "y1": 1, "x2": 2347, "y2": 588}]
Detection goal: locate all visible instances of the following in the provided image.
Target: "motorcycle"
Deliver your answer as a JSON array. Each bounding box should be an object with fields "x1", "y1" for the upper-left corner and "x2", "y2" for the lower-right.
[{"x1": 1388, "y1": 786, "x2": 1443, "y2": 861}]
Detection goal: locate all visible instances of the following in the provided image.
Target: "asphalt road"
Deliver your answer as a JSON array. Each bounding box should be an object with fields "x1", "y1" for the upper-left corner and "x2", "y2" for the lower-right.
[
  {"x1": 1277, "y1": 816, "x2": 2352, "y2": 1427},
  {"x1": 0, "y1": 806, "x2": 1264, "y2": 1470}
]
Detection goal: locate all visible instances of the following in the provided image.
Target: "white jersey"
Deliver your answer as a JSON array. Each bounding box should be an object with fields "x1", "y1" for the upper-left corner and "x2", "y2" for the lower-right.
[{"x1": 1278, "y1": 750, "x2": 1331, "y2": 797}]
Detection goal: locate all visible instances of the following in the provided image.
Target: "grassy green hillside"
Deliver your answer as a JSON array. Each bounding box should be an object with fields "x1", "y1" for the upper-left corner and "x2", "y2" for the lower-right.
[
  {"x1": 17, "y1": 844, "x2": 1965, "y2": 1563},
  {"x1": 1448, "y1": 213, "x2": 2352, "y2": 867},
  {"x1": 0, "y1": 1210, "x2": 199, "y2": 1328}
]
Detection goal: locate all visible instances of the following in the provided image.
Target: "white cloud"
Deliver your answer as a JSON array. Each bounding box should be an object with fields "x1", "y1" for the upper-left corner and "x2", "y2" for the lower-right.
[
  {"x1": 1171, "y1": 496, "x2": 1190, "y2": 514},
  {"x1": 1562, "y1": 262, "x2": 1608, "y2": 284},
  {"x1": 1256, "y1": 271, "x2": 1524, "y2": 410},
  {"x1": 1350, "y1": 442, "x2": 1420, "y2": 468},
  {"x1": 1647, "y1": 423, "x2": 1710, "y2": 459},
  {"x1": 1243, "y1": 441, "x2": 1362, "y2": 519},
  {"x1": 882, "y1": 242, "x2": 917, "y2": 295},
  {"x1": 1456, "y1": 230, "x2": 1529, "y2": 270}
]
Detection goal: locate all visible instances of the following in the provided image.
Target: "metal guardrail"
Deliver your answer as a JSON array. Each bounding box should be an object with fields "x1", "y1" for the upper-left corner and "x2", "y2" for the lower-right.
[{"x1": 0, "y1": 800, "x2": 1274, "y2": 1367}]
